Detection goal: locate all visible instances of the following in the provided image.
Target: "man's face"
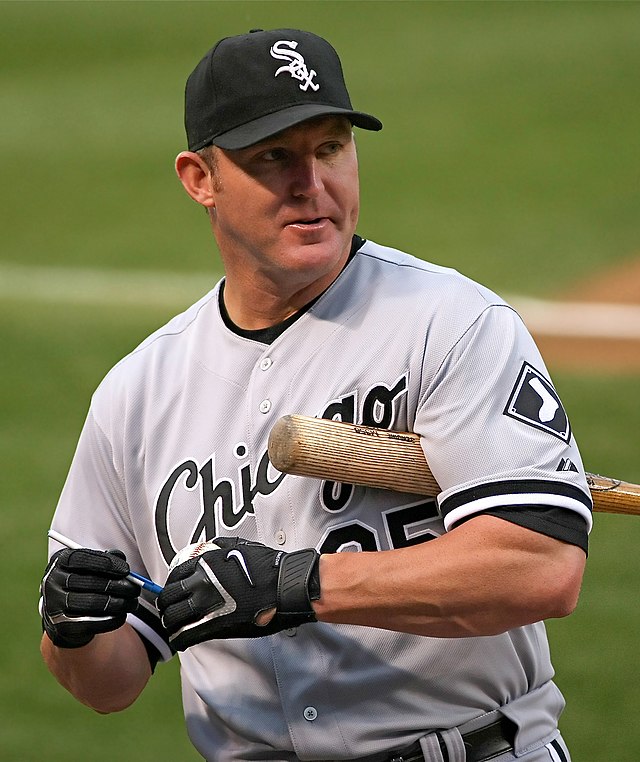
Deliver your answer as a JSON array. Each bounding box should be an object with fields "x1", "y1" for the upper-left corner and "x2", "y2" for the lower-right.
[{"x1": 209, "y1": 116, "x2": 360, "y2": 293}]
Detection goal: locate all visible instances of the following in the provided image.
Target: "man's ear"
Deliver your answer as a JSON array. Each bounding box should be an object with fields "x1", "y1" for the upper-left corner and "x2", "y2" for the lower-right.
[{"x1": 175, "y1": 151, "x2": 216, "y2": 208}]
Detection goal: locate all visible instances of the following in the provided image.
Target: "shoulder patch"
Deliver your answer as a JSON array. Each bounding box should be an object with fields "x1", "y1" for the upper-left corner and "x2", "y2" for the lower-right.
[{"x1": 504, "y1": 362, "x2": 571, "y2": 442}]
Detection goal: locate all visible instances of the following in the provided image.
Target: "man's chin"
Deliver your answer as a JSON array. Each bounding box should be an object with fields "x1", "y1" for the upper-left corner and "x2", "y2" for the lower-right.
[{"x1": 285, "y1": 236, "x2": 351, "y2": 273}]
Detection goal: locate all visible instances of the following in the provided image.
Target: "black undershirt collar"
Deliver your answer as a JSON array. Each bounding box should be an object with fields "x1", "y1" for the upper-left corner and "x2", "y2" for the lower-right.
[{"x1": 219, "y1": 235, "x2": 365, "y2": 344}]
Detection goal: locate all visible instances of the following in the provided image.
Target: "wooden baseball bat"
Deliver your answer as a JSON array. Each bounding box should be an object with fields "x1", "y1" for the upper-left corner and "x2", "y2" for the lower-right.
[{"x1": 268, "y1": 414, "x2": 640, "y2": 517}]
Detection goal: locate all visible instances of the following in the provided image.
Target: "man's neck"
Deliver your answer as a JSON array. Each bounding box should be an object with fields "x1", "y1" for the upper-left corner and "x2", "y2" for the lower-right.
[{"x1": 220, "y1": 235, "x2": 364, "y2": 331}]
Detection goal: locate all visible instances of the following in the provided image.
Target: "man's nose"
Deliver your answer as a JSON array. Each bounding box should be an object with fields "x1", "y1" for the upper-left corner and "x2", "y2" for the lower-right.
[{"x1": 290, "y1": 156, "x2": 323, "y2": 198}]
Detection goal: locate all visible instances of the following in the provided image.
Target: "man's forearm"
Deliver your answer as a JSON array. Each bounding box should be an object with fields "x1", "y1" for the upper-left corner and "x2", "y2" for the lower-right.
[
  {"x1": 313, "y1": 514, "x2": 586, "y2": 638},
  {"x1": 41, "y1": 623, "x2": 152, "y2": 713}
]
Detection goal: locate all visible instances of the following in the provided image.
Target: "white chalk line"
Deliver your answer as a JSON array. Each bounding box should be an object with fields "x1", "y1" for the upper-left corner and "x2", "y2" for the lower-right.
[
  {"x1": 0, "y1": 263, "x2": 216, "y2": 308},
  {"x1": 1, "y1": 262, "x2": 640, "y2": 340},
  {"x1": 509, "y1": 296, "x2": 640, "y2": 340}
]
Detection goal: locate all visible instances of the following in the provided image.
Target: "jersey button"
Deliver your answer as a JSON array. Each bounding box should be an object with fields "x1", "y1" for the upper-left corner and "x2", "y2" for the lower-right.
[
  {"x1": 284, "y1": 627, "x2": 297, "y2": 637},
  {"x1": 303, "y1": 706, "x2": 318, "y2": 721},
  {"x1": 260, "y1": 357, "x2": 273, "y2": 371},
  {"x1": 259, "y1": 399, "x2": 272, "y2": 414},
  {"x1": 275, "y1": 530, "x2": 286, "y2": 545}
]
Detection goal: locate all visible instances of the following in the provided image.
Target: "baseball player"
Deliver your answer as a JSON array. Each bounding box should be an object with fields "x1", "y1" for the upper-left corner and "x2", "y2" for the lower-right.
[{"x1": 40, "y1": 29, "x2": 590, "y2": 762}]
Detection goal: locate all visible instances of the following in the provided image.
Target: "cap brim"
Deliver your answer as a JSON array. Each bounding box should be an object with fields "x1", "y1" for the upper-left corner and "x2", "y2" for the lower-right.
[{"x1": 211, "y1": 104, "x2": 382, "y2": 150}]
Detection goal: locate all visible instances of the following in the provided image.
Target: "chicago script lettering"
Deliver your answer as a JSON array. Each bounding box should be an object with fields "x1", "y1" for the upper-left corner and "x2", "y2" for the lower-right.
[{"x1": 155, "y1": 449, "x2": 285, "y2": 564}]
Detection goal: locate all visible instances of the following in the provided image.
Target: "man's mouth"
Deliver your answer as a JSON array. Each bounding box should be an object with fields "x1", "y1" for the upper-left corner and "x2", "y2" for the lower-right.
[{"x1": 288, "y1": 217, "x2": 327, "y2": 226}]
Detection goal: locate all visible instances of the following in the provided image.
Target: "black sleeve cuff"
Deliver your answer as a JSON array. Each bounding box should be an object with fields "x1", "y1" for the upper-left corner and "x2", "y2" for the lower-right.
[{"x1": 469, "y1": 505, "x2": 589, "y2": 554}]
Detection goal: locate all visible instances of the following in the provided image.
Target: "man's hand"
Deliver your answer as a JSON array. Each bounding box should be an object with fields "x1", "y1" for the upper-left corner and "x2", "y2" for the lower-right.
[
  {"x1": 40, "y1": 548, "x2": 140, "y2": 648},
  {"x1": 157, "y1": 537, "x2": 320, "y2": 650}
]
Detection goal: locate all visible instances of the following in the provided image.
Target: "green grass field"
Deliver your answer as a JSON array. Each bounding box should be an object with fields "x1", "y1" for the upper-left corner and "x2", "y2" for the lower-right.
[{"x1": 2, "y1": 2, "x2": 639, "y2": 760}]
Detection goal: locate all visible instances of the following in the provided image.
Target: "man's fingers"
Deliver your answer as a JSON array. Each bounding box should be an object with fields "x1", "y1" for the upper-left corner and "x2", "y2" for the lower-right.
[
  {"x1": 159, "y1": 566, "x2": 227, "y2": 629},
  {"x1": 41, "y1": 548, "x2": 140, "y2": 648},
  {"x1": 65, "y1": 573, "x2": 140, "y2": 598},
  {"x1": 59, "y1": 548, "x2": 130, "y2": 577},
  {"x1": 65, "y1": 591, "x2": 138, "y2": 616}
]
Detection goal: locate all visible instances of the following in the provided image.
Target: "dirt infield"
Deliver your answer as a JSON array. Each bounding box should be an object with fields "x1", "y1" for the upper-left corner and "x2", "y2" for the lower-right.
[{"x1": 532, "y1": 257, "x2": 640, "y2": 373}]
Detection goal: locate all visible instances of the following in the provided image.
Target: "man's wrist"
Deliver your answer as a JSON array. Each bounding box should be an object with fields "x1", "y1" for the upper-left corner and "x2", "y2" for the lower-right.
[
  {"x1": 276, "y1": 548, "x2": 320, "y2": 628},
  {"x1": 42, "y1": 615, "x2": 95, "y2": 649}
]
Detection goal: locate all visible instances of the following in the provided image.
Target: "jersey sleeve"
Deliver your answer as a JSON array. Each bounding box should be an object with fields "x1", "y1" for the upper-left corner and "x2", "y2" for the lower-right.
[
  {"x1": 414, "y1": 302, "x2": 592, "y2": 546},
  {"x1": 48, "y1": 407, "x2": 174, "y2": 664}
]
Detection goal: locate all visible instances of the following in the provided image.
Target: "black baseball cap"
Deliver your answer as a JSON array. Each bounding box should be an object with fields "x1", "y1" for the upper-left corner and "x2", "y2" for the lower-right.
[{"x1": 185, "y1": 28, "x2": 383, "y2": 151}]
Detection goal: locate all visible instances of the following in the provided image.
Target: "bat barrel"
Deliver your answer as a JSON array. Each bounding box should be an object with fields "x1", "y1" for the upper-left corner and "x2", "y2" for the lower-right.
[{"x1": 268, "y1": 415, "x2": 440, "y2": 495}]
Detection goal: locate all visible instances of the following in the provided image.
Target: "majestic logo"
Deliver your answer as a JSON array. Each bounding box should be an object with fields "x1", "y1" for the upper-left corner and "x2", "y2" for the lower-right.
[
  {"x1": 270, "y1": 40, "x2": 320, "y2": 92},
  {"x1": 504, "y1": 362, "x2": 571, "y2": 442}
]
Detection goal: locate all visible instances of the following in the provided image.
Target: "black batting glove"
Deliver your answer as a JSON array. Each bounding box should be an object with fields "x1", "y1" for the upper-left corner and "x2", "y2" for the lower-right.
[
  {"x1": 40, "y1": 548, "x2": 140, "y2": 648},
  {"x1": 157, "y1": 537, "x2": 321, "y2": 650}
]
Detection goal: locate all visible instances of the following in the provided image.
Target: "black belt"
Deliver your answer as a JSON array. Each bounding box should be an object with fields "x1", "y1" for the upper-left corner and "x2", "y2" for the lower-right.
[{"x1": 387, "y1": 716, "x2": 516, "y2": 762}]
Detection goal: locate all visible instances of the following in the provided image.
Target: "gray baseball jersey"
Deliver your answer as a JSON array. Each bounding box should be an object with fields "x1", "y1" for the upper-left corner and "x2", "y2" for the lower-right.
[{"x1": 48, "y1": 238, "x2": 592, "y2": 761}]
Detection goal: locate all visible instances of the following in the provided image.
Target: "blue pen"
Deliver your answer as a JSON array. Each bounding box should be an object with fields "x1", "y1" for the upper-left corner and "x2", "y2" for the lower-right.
[{"x1": 47, "y1": 529, "x2": 164, "y2": 596}]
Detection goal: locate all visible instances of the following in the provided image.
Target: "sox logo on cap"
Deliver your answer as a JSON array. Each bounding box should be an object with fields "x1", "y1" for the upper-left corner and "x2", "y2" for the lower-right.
[{"x1": 270, "y1": 40, "x2": 320, "y2": 92}]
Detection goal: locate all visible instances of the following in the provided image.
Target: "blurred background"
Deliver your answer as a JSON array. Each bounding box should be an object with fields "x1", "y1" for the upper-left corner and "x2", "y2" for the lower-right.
[{"x1": 1, "y1": 2, "x2": 638, "y2": 759}]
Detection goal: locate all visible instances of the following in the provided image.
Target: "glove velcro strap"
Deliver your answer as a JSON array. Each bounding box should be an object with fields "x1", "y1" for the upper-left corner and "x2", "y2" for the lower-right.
[
  {"x1": 45, "y1": 628, "x2": 95, "y2": 649},
  {"x1": 276, "y1": 549, "x2": 320, "y2": 627},
  {"x1": 40, "y1": 604, "x2": 96, "y2": 649}
]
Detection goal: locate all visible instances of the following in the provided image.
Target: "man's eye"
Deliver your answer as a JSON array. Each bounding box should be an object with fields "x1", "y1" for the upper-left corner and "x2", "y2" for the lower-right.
[
  {"x1": 261, "y1": 148, "x2": 288, "y2": 162},
  {"x1": 319, "y1": 142, "x2": 343, "y2": 157}
]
